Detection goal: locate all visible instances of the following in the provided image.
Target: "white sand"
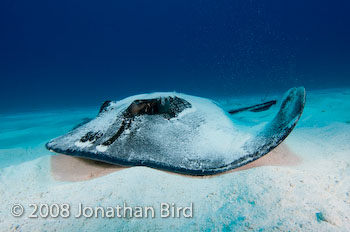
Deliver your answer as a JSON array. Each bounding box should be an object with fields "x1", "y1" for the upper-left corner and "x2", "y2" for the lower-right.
[
  {"x1": 50, "y1": 155, "x2": 127, "y2": 182},
  {"x1": 0, "y1": 88, "x2": 350, "y2": 231}
]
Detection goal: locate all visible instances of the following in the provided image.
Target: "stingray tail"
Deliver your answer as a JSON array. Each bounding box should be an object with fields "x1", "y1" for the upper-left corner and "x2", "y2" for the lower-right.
[{"x1": 228, "y1": 100, "x2": 277, "y2": 114}]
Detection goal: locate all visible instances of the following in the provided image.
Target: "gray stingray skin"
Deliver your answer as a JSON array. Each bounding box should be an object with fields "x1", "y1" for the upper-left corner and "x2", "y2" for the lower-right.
[{"x1": 46, "y1": 87, "x2": 306, "y2": 175}]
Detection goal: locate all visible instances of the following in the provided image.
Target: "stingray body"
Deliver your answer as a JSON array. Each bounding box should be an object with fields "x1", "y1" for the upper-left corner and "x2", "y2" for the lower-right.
[{"x1": 46, "y1": 87, "x2": 306, "y2": 175}]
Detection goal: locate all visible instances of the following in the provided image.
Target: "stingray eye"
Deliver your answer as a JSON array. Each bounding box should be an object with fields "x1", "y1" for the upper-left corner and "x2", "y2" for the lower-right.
[
  {"x1": 144, "y1": 104, "x2": 150, "y2": 113},
  {"x1": 134, "y1": 100, "x2": 144, "y2": 105},
  {"x1": 99, "y1": 100, "x2": 112, "y2": 114}
]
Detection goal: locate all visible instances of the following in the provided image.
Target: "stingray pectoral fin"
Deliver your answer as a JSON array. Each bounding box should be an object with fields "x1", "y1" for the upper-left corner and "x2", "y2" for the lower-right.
[{"x1": 210, "y1": 87, "x2": 306, "y2": 174}]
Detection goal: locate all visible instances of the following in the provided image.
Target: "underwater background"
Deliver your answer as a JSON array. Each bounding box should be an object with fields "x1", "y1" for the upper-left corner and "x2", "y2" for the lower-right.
[
  {"x1": 1, "y1": 1, "x2": 350, "y2": 231},
  {"x1": 1, "y1": 0, "x2": 350, "y2": 113}
]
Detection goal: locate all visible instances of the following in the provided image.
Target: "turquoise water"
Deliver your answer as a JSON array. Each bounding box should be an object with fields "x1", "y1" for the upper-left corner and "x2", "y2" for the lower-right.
[{"x1": 0, "y1": 109, "x2": 95, "y2": 168}]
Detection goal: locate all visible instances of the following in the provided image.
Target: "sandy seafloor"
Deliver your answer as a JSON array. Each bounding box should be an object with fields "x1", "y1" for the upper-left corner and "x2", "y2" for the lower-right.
[{"x1": 0, "y1": 88, "x2": 350, "y2": 231}]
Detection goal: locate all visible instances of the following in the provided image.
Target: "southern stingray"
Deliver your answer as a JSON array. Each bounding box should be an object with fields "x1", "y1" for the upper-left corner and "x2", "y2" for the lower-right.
[{"x1": 46, "y1": 87, "x2": 306, "y2": 176}]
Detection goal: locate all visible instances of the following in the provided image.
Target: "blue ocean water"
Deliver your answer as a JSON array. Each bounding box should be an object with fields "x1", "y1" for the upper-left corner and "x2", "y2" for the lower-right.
[{"x1": 1, "y1": 0, "x2": 350, "y2": 113}]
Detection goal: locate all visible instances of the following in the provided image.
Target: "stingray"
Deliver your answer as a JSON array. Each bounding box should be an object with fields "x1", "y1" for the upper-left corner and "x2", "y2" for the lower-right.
[{"x1": 46, "y1": 87, "x2": 306, "y2": 176}]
